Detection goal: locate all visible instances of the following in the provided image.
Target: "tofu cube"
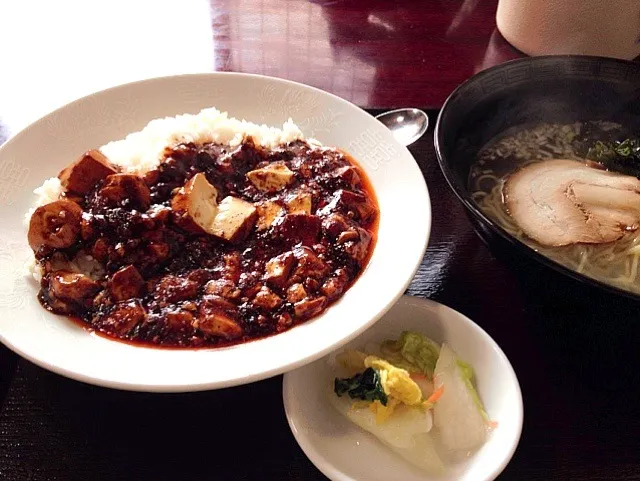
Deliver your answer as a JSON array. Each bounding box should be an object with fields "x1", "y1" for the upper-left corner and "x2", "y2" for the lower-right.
[
  {"x1": 256, "y1": 200, "x2": 285, "y2": 231},
  {"x1": 332, "y1": 166, "x2": 361, "y2": 188},
  {"x1": 204, "y1": 278, "x2": 241, "y2": 299},
  {"x1": 97, "y1": 300, "x2": 146, "y2": 336},
  {"x1": 210, "y1": 196, "x2": 258, "y2": 243},
  {"x1": 294, "y1": 296, "x2": 327, "y2": 319},
  {"x1": 50, "y1": 270, "x2": 100, "y2": 303},
  {"x1": 286, "y1": 283, "x2": 307, "y2": 303},
  {"x1": 286, "y1": 192, "x2": 313, "y2": 215},
  {"x1": 291, "y1": 245, "x2": 329, "y2": 280},
  {"x1": 252, "y1": 286, "x2": 283, "y2": 310},
  {"x1": 264, "y1": 252, "x2": 295, "y2": 288},
  {"x1": 172, "y1": 175, "x2": 257, "y2": 243},
  {"x1": 246, "y1": 163, "x2": 295, "y2": 192},
  {"x1": 317, "y1": 189, "x2": 377, "y2": 222},
  {"x1": 109, "y1": 265, "x2": 144, "y2": 301},
  {"x1": 197, "y1": 296, "x2": 243, "y2": 339},
  {"x1": 99, "y1": 174, "x2": 151, "y2": 211},
  {"x1": 171, "y1": 173, "x2": 219, "y2": 234},
  {"x1": 197, "y1": 310, "x2": 243, "y2": 339},
  {"x1": 58, "y1": 150, "x2": 118, "y2": 195}
]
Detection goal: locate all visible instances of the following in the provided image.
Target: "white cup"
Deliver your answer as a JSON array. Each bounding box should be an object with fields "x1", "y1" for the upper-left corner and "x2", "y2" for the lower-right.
[{"x1": 496, "y1": 0, "x2": 640, "y2": 60}]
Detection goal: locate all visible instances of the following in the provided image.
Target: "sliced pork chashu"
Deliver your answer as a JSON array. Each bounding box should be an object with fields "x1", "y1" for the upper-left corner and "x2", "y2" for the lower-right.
[{"x1": 504, "y1": 159, "x2": 640, "y2": 247}]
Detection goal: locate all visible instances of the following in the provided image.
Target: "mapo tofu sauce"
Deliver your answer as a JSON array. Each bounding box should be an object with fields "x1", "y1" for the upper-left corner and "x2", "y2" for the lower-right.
[{"x1": 28, "y1": 139, "x2": 379, "y2": 347}]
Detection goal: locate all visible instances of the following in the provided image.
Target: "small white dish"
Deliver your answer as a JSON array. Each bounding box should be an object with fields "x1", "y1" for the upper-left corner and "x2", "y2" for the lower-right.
[
  {"x1": 283, "y1": 295, "x2": 523, "y2": 481},
  {"x1": 0, "y1": 73, "x2": 430, "y2": 392}
]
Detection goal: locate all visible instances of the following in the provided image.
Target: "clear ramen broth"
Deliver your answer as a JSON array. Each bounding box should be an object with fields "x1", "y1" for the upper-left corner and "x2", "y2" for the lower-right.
[{"x1": 469, "y1": 121, "x2": 640, "y2": 295}]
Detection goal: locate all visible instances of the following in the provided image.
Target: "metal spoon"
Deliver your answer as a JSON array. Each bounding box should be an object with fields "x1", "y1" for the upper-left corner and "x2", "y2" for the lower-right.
[{"x1": 375, "y1": 108, "x2": 429, "y2": 146}]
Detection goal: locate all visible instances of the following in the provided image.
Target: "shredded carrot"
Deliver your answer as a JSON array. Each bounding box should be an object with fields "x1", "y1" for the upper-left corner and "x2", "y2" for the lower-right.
[
  {"x1": 487, "y1": 420, "x2": 499, "y2": 429},
  {"x1": 426, "y1": 385, "x2": 444, "y2": 404}
]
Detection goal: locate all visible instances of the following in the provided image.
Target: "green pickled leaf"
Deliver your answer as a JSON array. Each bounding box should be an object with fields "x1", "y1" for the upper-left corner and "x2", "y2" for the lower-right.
[
  {"x1": 380, "y1": 331, "x2": 441, "y2": 378},
  {"x1": 456, "y1": 359, "x2": 474, "y2": 380},
  {"x1": 456, "y1": 359, "x2": 489, "y2": 422},
  {"x1": 334, "y1": 367, "x2": 388, "y2": 406},
  {"x1": 380, "y1": 339, "x2": 419, "y2": 373}
]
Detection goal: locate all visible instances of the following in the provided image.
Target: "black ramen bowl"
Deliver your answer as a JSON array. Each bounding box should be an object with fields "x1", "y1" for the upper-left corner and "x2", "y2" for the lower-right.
[{"x1": 434, "y1": 55, "x2": 640, "y2": 302}]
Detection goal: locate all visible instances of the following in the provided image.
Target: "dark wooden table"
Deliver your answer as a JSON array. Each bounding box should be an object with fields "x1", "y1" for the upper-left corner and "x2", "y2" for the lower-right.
[
  {"x1": 2, "y1": 1, "x2": 639, "y2": 480},
  {"x1": 0, "y1": 0, "x2": 520, "y2": 137}
]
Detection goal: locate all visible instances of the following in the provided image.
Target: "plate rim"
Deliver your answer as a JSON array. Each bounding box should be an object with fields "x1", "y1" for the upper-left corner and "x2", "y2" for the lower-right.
[
  {"x1": 0, "y1": 72, "x2": 432, "y2": 392},
  {"x1": 282, "y1": 295, "x2": 524, "y2": 481}
]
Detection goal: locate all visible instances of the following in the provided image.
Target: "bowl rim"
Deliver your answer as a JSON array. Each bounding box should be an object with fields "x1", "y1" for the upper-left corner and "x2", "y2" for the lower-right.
[
  {"x1": 434, "y1": 54, "x2": 640, "y2": 302},
  {"x1": 282, "y1": 295, "x2": 524, "y2": 481},
  {"x1": 0, "y1": 71, "x2": 432, "y2": 392}
]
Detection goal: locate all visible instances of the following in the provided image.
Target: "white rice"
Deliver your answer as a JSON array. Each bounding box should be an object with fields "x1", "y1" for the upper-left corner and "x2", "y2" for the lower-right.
[
  {"x1": 27, "y1": 107, "x2": 306, "y2": 211},
  {"x1": 26, "y1": 250, "x2": 105, "y2": 284},
  {"x1": 25, "y1": 107, "x2": 308, "y2": 279},
  {"x1": 101, "y1": 107, "x2": 305, "y2": 174},
  {"x1": 24, "y1": 176, "x2": 64, "y2": 224}
]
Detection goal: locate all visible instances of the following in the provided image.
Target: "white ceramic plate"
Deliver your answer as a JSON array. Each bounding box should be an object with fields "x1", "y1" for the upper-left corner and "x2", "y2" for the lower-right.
[
  {"x1": 283, "y1": 295, "x2": 523, "y2": 481},
  {"x1": 0, "y1": 73, "x2": 431, "y2": 392}
]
